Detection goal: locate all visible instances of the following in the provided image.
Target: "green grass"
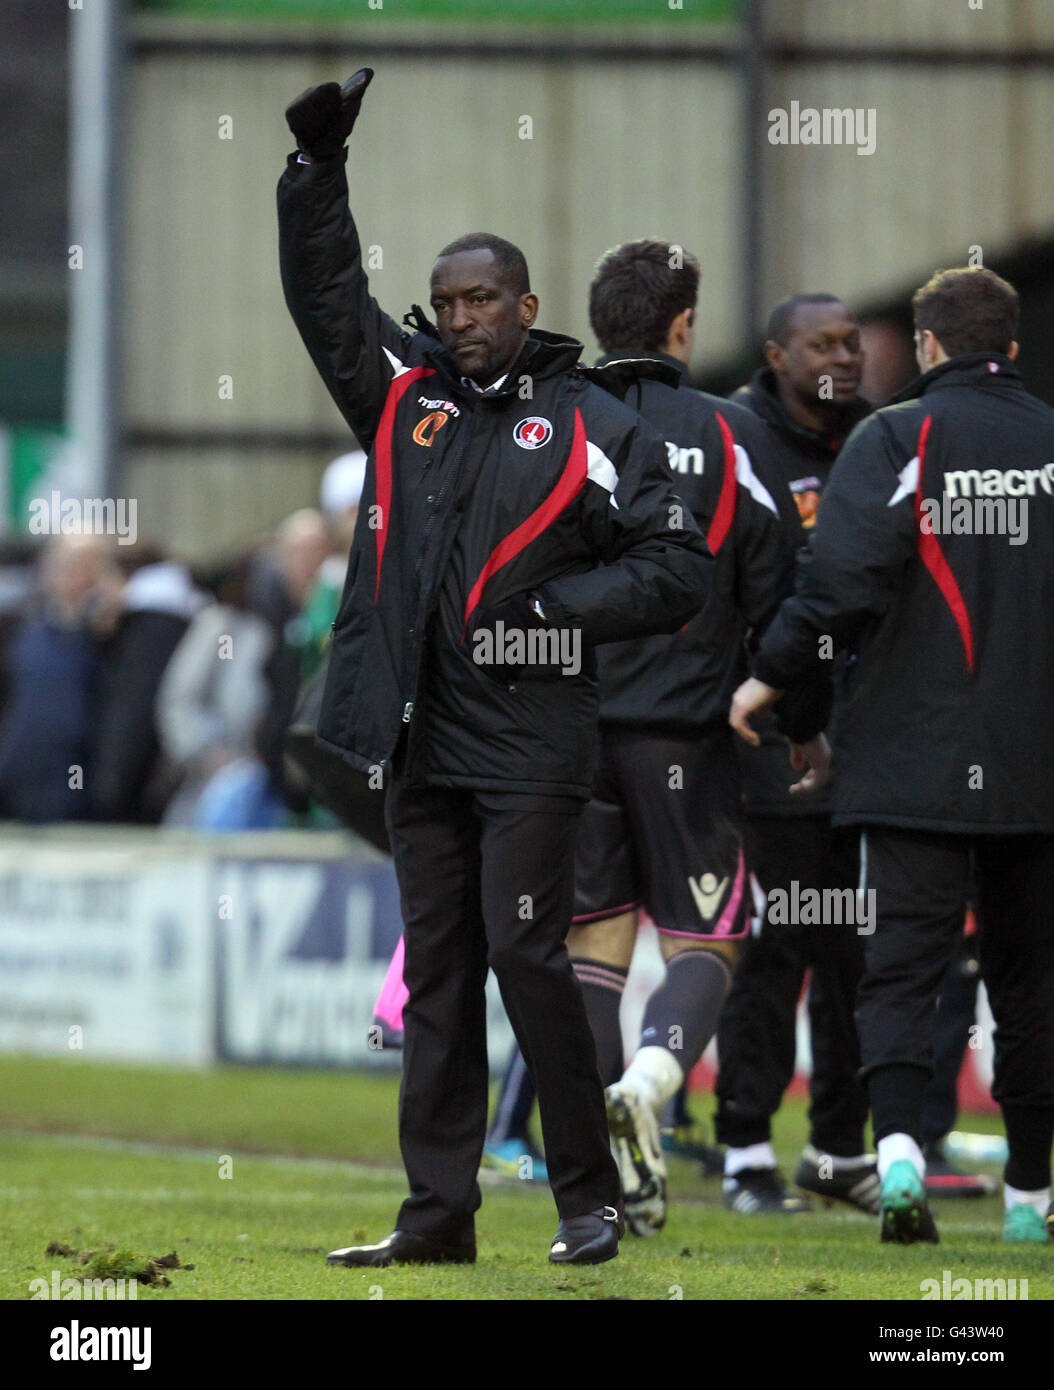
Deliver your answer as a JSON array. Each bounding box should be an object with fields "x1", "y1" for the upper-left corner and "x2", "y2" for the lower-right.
[
  {"x1": 0, "y1": 1053, "x2": 403, "y2": 1164},
  {"x1": 0, "y1": 1053, "x2": 1048, "y2": 1301}
]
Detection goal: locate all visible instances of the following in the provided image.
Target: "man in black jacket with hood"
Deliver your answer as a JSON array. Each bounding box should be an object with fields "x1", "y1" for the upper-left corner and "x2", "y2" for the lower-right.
[
  {"x1": 277, "y1": 72, "x2": 711, "y2": 1268},
  {"x1": 565, "y1": 240, "x2": 815, "y2": 1237},
  {"x1": 732, "y1": 266, "x2": 1054, "y2": 1246},
  {"x1": 714, "y1": 294, "x2": 879, "y2": 1216}
]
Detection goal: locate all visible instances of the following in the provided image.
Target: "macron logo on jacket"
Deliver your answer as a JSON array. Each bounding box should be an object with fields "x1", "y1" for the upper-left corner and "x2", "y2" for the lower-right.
[
  {"x1": 664, "y1": 439, "x2": 779, "y2": 514},
  {"x1": 666, "y1": 442, "x2": 704, "y2": 475},
  {"x1": 887, "y1": 458, "x2": 1054, "y2": 507},
  {"x1": 942, "y1": 462, "x2": 1054, "y2": 499}
]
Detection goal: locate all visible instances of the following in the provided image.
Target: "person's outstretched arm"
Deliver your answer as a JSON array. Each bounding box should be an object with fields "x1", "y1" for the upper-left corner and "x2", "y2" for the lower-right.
[{"x1": 277, "y1": 71, "x2": 414, "y2": 452}]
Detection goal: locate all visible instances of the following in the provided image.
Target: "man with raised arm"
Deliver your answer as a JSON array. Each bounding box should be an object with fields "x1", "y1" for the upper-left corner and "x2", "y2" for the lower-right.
[{"x1": 277, "y1": 71, "x2": 711, "y2": 1268}]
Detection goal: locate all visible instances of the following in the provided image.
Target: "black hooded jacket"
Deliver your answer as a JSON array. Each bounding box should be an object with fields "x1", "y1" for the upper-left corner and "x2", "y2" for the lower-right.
[
  {"x1": 592, "y1": 354, "x2": 804, "y2": 736},
  {"x1": 730, "y1": 367, "x2": 872, "y2": 816},
  {"x1": 277, "y1": 151, "x2": 711, "y2": 798},
  {"x1": 754, "y1": 354, "x2": 1054, "y2": 833},
  {"x1": 731, "y1": 367, "x2": 872, "y2": 528}
]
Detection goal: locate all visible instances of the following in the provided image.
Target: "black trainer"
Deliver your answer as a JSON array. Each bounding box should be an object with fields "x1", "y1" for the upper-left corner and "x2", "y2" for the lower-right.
[
  {"x1": 327, "y1": 1230, "x2": 476, "y2": 1268},
  {"x1": 549, "y1": 1206, "x2": 623, "y2": 1265},
  {"x1": 794, "y1": 1144, "x2": 881, "y2": 1214},
  {"x1": 723, "y1": 1167, "x2": 811, "y2": 1214}
]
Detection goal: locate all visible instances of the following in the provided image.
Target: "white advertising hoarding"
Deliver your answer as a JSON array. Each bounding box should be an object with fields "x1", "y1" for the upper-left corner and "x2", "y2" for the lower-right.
[{"x1": 0, "y1": 843, "x2": 214, "y2": 1065}]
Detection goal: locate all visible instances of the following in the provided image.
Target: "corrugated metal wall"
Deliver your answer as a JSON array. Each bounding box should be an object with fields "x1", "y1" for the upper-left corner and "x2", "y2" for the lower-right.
[
  {"x1": 759, "y1": 0, "x2": 1054, "y2": 308},
  {"x1": 123, "y1": 41, "x2": 741, "y2": 556},
  {"x1": 121, "y1": 6, "x2": 1054, "y2": 557},
  {"x1": 762, "y1": 65, "x2": 1054, "y2": 307},
  {"x1": 769, "y1": 0, "x2": 1054, "y2": 47}
]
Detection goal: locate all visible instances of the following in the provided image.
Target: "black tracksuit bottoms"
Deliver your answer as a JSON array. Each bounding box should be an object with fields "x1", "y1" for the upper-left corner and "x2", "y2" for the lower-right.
[
  {"x1": 714, "y1": 815, "x2": 869, "y2": 1157},
  {"x1": 385, "y1": 772, "x2": 620, "y2": 1241},
  {"x1": 858, "y1": 827, "x2": 1054, "y2": 1190}
]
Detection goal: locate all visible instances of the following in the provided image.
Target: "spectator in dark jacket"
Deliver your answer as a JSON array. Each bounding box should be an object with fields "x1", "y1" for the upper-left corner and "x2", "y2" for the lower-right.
[
  {"x1": 0, "y1": 535, "x2": 112, "y2": 822},
  {"x1": 90, "y1": 544, "x2": 204, "y2": 823},
  {"x1": 246, "y1": 508, "x2": 330, "y2": 815},
  {"x1": 157, "y1": 554, "x2": 276, "y2": 827}
]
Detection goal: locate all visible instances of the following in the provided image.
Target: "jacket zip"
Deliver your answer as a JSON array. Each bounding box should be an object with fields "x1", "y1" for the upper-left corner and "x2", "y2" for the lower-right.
[{"x1": 398, "y1": 406, "x2": 478, "y2": 752}]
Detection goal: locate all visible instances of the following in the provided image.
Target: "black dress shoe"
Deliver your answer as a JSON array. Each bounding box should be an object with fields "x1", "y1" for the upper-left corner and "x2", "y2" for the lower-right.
[
  {"x1": 327, "y1": 1230, "x2": 476, "y2": 1268},
  {"x1": 548, "y1": 1206, "x2": 623, "y2": 1265}
]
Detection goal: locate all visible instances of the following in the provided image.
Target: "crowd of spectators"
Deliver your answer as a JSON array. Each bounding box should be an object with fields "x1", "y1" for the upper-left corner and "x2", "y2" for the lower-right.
[{"x1": 0, "y1": 452, "x2": 365, "y2": 831}]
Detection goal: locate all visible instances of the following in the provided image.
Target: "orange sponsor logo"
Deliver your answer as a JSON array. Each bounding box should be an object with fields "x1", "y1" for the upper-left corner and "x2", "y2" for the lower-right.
[{"x1": 413, "y1": 411, "x2": 449, "y2": 448}]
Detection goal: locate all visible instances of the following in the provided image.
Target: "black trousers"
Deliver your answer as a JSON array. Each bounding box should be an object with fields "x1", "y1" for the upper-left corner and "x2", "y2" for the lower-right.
[
  {"x1": 386, "y1": 774, "x2": 620, "y2": 1240},
  {"x1": 921, "y1": 934, "x2": 981, "y2": 1147},
  {"x1": 714, "y1": 816, "x2": 869, "y2": 1157},
  {"x1": 858, "y1": 828, "x2": 1054, "y2": 1184}
]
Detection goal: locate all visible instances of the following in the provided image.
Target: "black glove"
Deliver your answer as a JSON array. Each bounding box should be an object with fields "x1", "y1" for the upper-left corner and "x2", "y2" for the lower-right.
[{"x1": 285, "y1": 68, "x2": 374, "y2": 161}]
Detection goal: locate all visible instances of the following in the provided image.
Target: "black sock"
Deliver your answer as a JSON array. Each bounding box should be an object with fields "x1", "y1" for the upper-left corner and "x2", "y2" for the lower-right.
[
  {"x1": 640, "y1": 950, "x2": 733, "y2": 1073},
  {"x1": 869, "y1": 1063, "x2": 929, "y2": 1144},
  {"x1": 1002, "y1": 1103, "x2": 1054, "y2": 1192},
  {"x1": 572, "y1": 957, "x2": 628, "y2": 1086}
]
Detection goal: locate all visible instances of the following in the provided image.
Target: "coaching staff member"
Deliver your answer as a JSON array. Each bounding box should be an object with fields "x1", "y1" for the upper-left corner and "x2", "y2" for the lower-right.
[
  {"x1": 731, "y1": 267, "x2": 1054, "y2": 1245},
  {"x1": 277, "y1": 73, "x2": 711, "y2": 1267},
  {"x1": 567, "y1": 239, "x2": 806, "y2": 1237},
  {"x1": 715, "y1": 294, "x2": 877, "y2": 1217}
]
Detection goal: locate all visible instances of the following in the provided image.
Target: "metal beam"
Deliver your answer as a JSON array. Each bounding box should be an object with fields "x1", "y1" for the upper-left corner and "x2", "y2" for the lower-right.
[
  {"x1": 67, "y1": 0, "x2": 124, "y2": 500},
  {"x1": 129, "y1": 21, "x2": 1054, "y2": 69},
  {"x1": 740, "y1": 0, "x2": 766, "y2": 350}
]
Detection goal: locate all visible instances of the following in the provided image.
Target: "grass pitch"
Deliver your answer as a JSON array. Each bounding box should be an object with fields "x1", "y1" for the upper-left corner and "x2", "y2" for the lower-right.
[{"x1": 0, "y1": 1053, "x2": 1048, "y2": 1302}]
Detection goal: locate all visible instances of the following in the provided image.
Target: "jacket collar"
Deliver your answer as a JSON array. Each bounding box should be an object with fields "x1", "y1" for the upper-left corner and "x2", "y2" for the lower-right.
[
  {"x1": 596, "y1": 349, "x2": 686, "y2": 377},
  {"x1": 890, "y1": 351, "x2": 1022, "y2": 403},
  {"x1": 736, "y1": 366, "x2": 871, "y2": 456},
  {"x1": 421, "y1": 329, "x2": 585, "y2": 399},
  {"x1": 586, "y1": 351, "x2": 682, "y2": 400}
]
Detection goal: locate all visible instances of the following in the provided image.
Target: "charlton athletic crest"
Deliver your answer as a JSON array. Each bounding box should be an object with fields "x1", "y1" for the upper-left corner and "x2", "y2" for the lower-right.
[{"x1": 513, "y1": 417, "x2": 554, "y2": 450}]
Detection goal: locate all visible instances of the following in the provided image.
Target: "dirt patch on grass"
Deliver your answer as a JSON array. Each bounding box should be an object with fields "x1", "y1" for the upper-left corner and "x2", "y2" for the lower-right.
[{"x1": 45, "y1": 1243, "x2": 194, "y2": 1286}]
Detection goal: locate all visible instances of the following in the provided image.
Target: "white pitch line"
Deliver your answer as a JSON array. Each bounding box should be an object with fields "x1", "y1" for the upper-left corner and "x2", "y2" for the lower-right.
[
  {"x1": 0, "y1": 1130, "x2": 404, "y2": 1179},
  {"x1": 0, "y1": 1185, "x2": 376, "y2": 1204}
]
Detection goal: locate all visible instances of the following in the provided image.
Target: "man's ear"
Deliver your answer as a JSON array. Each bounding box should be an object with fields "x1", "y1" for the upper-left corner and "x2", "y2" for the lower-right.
[
  {"x1": 919, "y1": 328, "x2": 942, "y2": 370},
  {"x1": 764, "y1": 338, "x2": 785, "y2": 373},
  {"x1": 521, "y1": 292, "x2": 539, "y2": 329},
  {"x1": 661, "y1": 306, "x2": 696, "y2": 360},
  {"x1": 1007, "y1": 340, "x2": 1020, "y2": 361},
  {"x1": 670, "y1": 306, "x2": 694, "y2": 348}
]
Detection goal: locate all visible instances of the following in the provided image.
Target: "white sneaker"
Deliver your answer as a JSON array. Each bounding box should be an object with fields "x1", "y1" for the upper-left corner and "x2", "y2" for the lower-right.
[{"x1": 605, "y1": 1083, "x2": 667, "y2": 1237}]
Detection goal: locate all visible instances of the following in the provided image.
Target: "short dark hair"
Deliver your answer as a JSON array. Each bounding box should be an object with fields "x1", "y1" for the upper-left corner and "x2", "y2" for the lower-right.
[
  {"x1": 589, "y1": 240, "x2": 700, "y2": 352},
  {"x1": 434, "y1": 233, "x2": 530, "y2": 296},
  {"x1": 766, "y1": 293, "x2": 847, "y2": 346},
  {"x1": 911, "y1": 267, "x2": 1019, "y2": 357}
]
